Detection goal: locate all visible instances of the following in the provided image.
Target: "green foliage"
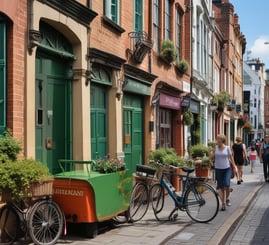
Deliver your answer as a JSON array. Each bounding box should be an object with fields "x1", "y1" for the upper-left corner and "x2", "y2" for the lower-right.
[
  {"x1": 190, "y1": 144, "x2": 210, "y2": 158},
  {"x1": 0, "y1": 131, "x2": 22, "y2": 162},
  {"x1": 175, "y1": 59, "x2": 189, "y2": 73},
  {"x1": 213, "y1": 91, "x2": 230, "y2": 112},
  {"x1": 149, "y1": 148, "x2": 183, "y2": 167},
  {"x1": 0, "y1": 159, "x2": 53, "y2": 201},
  {"x1": 183, "y1": 110, "x2": 194, "y2": 126},
  {"x1": 201, "y1": 156, "x2": 213, "y2": 168},
  {"x1": 208, "y1": 141, "x2": 216, "y2": 150},
  {"x1": 93, "y1": 155, "x2": 125, "y2": 173},
  {"x1": 159, "y1": 39, "x2": 177, "y2": 63}
]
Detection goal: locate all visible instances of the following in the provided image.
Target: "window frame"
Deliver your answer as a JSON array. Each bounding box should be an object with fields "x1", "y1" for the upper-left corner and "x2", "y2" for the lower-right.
[
  {"x1": 134, "y1": 0, "x2": 143, "y2": 32},
  {"x1": 104, "y1": 0, "x2": 120, "y2": 25}
]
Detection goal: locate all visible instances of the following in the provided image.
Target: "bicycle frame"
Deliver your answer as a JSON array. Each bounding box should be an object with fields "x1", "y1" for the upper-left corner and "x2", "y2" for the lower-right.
[{"x1": 160, "y1": 169, "x2": 205, "y2": 207}]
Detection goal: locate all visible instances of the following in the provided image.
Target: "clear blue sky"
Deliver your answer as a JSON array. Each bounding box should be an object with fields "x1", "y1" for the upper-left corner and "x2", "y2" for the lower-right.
[{"x1": 231, "y1": 0, "x2": 269, "y2": 68}]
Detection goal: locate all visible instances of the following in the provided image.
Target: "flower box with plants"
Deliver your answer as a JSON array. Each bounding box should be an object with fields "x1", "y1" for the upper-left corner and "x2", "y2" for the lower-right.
[
  {"x1": 0, "y1": 159, "x2": 53, "y2": 202},
  {"x1": 93, "y1": 155, "x2": 125, "y2": 174}
]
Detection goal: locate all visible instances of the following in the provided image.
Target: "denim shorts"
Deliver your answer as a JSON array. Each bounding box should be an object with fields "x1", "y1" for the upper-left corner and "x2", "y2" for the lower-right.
[{"x1": 215, "y1": 167, "x2": 231, "y2": 189}]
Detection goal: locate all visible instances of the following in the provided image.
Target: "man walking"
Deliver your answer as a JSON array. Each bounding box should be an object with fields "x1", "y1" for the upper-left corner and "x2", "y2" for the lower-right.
[{"x1": 260, "y1": 135, "x2": 269, "y2": 182}]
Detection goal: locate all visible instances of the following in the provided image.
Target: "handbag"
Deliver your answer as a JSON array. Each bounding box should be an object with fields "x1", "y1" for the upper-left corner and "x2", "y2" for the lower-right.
[
  {"x1": 230, "y1": 162, "x2": 235, "y2": 179},
  {"x1": 230, "y1": 162, "x2": 238, "y2": 179}
]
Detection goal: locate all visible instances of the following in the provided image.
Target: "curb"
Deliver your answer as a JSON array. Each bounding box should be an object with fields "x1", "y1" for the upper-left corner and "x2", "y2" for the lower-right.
[{"x1": 208, "y1": 182, "x2": 264, "y2": 245}]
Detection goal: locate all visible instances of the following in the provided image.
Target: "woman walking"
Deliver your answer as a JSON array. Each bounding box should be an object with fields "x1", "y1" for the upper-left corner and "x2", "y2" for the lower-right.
[
  {"x1": 232, "y1": 136, "x2": 247, "y2": 184},
  {"x1": 210, "y1": 134, "x2": 236, "y2": 211}
]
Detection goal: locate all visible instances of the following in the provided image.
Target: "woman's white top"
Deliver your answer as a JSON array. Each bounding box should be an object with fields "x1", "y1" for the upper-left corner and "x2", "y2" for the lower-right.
[{"x1": 215, "y1": 146, "x2": 230, "y2": 169}]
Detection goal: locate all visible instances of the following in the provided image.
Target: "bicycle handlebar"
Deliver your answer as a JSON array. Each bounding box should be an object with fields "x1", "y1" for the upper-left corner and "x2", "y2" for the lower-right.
[{"x1": 150, "y1": 160, "x2": 195, "y2": 173}]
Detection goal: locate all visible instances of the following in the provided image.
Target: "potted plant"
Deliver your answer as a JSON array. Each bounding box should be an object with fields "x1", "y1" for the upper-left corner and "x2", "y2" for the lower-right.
[
  {"x1": 189, "y1": 144, "x2": 211, "y2": 178},
  {"x1": 175, "y1": 59, "x2": 189, "y2": 74},
  {"x1": 0, "y1": 159, "x2": 53, "y2": 201},
  {"x1": 149, "y1": 148, "x2": 183, "y2": 192},
  {"x1": 94, "y1": 155, "x2": 125, "y2": 173},
  {"x1": 213, "y1": 91, "x2": 230, "y2": 113},
  {"x1": 159, "y1": 39, "x2": 177, "y2": 64},
  {"x1": 182, "y1": 110, "x2": 194, "y2": 126}
]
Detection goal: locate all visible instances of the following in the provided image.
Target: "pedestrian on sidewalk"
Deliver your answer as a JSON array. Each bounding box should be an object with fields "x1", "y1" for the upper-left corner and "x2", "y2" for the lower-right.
[
  {"x1": 260, "y1": 135, "x2": 269, "y2": 182},
  {"x1": 232, "y1": 136, "x2": 247, "y2": 185},
  {"x1": 249, "y1": 146, "x2": 257, "y2": 173},
  {"x1": 210, "y1": 134, "x2": 236, "y2": 211}
]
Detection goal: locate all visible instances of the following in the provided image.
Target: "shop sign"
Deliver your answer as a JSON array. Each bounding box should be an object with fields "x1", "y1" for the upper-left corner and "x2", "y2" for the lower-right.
[{"x1": 159, "y1": 93, "x2": 180, "y2": 110}]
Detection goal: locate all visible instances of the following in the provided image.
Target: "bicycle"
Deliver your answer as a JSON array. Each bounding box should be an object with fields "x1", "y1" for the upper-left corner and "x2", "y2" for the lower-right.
[
  {"x1": 150, "y1": 161, "x2": 219, "y2": 223},
  {"x1": 128, "y1": 164, "x2": 157, "y2": 222},
  {"x1": 0, "y1": 194, "x2": 64, "y2": 245}
]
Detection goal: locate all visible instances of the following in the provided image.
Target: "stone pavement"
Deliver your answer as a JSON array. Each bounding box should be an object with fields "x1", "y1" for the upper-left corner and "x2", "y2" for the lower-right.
[
  {"x1": 226, "y1": 172, "x2": 269, "y2": 244},
  {"x1": 6, "y1": 163, "x2": 265, "y2": 245}
]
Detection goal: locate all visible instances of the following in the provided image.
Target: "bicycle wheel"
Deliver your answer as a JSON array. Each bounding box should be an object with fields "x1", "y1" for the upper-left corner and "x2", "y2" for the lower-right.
[
  {"x1": 150, "y1": 183, "x2": 165, "y2": 221},
  {"x1": 128, "y1": 182, "x2": 149, "y2": 222},
  {"x1": 28, "y1": 199, "x2": 63, "y2": 245},
  {"x1": 184, "y1": 182, "x2": 219, "y2": 223},
  {"x1": 0, "y1": 205, "x2": 19, "y2": 244}
]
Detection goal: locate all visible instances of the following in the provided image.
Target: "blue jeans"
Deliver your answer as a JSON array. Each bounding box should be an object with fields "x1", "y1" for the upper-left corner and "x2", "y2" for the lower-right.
[{"x1": 215, "y1": 167, "x2": 231, "y2": 189}]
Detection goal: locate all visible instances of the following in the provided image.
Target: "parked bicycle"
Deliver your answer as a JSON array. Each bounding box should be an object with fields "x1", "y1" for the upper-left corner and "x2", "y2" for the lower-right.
[
  {"x1": 150, "y1": 161, "x2": 219, "y2": 223},
  {"x1": 128, "y1": 164, "x2": 156, "y2": 222},
  {"x1": 0, "y1": 196, "x2": 64, "y2": 245}
]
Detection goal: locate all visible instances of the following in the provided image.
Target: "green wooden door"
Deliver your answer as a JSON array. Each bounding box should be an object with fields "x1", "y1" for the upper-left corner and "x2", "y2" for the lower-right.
[
  {"x1": 35, "y1": 54, "x2": 72, "y2": 174},
  {"x1": 123, "y1": 94, "x2": 143, "y2": 173},
  {"x1": 90, "y1": 85, "x2": 107, "y2": 160}
]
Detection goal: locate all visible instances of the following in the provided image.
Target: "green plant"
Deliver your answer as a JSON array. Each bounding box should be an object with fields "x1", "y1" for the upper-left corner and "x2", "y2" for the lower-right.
[
  {"x1": 190, "y1": 144, "x2": 210, "y2": 158},
  {"x1": 0, "y1": 130, "x2": 22, "y2": 163},
  {"x1": 213, "y1": 91, "x2": 230, "y2": 112},
  {"x1": 183, "y1": 110, "x2": 194, "y2": 126},
  {"x1": 208, "y1": 141, "x2": 216, "y2": 150},
  {"x1": 159, "y1": 39, "x2": 177, "y2": 63},
  {"x1": 201, "y1": 156, "x2": 213, "y2": 168},
  {"x1": 94, "y1": 155, "x2": 125, "y2": 173},
  {"x1": 183, "y1": 159, "x2": 195, "y2": 168},
  {"x1": 175, "y1": 59, "x2": 189, "y2": 73},
  {"x1": 149, "y1": 148, "x2": 182, "y2": 166},
  {"x1": 0, "y1": 159, "x2": 53, "y2": 201}
]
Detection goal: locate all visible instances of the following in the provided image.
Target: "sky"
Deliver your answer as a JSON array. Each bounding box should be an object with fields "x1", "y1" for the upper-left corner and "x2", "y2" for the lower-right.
[{"x1": 231, "y1": 0, "x2": 269, "y2": 69}]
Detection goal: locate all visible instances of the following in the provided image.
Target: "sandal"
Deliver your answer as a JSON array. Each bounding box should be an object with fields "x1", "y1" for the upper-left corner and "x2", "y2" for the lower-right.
[{"x1": 221, "y1": 204, "x2": 226, "y2": 211}]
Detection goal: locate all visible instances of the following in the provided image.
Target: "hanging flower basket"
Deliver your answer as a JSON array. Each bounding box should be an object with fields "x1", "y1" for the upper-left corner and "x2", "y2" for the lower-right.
[{"x1": 183, "y1": 111, "x2": 194, "y2": 126}]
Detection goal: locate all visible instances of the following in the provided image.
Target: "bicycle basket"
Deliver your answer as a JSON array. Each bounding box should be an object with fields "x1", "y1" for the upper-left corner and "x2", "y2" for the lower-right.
[{"x1": 136, "y1": 165, "x2": 156, "y2": 178}]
